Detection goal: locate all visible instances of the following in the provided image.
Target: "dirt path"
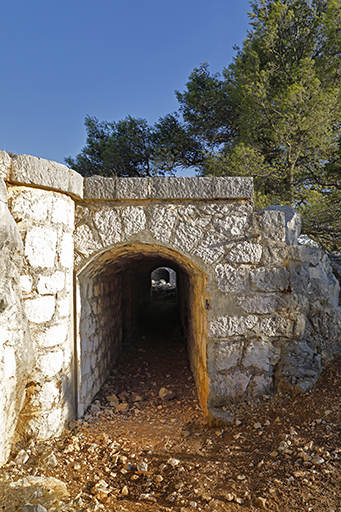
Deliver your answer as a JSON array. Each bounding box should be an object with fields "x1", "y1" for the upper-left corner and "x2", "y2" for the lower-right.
[{"x1": 1, "y1": 301, "x2": 341, "y2": 511}]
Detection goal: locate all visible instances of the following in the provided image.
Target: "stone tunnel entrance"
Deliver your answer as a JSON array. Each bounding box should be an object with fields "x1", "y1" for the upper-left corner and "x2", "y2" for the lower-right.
[{"x1": 75, "y1": 243, "x2": 209, "y2": 419}]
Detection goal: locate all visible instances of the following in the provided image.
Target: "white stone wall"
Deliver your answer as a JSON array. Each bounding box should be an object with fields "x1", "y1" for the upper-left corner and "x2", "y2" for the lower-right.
[
  {"x1": 77, "y1": 273, "x2": 122, "y2": 417},
  {"x1": 7, "y1": 186, "x2": 75, "y2": 439}
]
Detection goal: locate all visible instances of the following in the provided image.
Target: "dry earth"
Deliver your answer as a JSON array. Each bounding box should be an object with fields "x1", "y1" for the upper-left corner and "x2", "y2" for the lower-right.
[{"x1": 1, "y1": 299, "x2": 341, "y2": 512}]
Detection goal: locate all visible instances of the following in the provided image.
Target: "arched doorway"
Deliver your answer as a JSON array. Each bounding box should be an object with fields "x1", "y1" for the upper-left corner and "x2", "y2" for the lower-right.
[{"x1": 75, "y1": 243, "x2": 209, "y2": 418}]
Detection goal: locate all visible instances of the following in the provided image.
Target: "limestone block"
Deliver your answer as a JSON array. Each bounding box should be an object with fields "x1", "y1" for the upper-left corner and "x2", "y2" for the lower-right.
[
  {"x1": 84, "y1": 176, "x2": 116, "y2": 199},
  {"x1": 20, "y1": 275, "x2": 33, "y2": 294},
  {"x1": 57, "y1": 295, "x2": 71, "y2": 318},
  {"x1": 215, "y1": 264, "x2": 248, "y2": 293},
  {"x1": 121, "y1": 206, "x2": 146, "y2": 239},
  {"x1": 37, "y1": 271, "x2": 65, "y2": 295},
  {"x1": 260, "y1": 313, "x2": 294, "y2": 337},
  {"x1": 8, "y1": 188, "x2": 50, "y2": 222},
  {"x1": 36, "y1": 349, "x2": 64, "y2": 378},
  {"x1": 238, "y1": 294, "x2": 278, "y2": 314},
  {"x1": 34, "y1": 323, "x2": 69, "y2": 348},
  {"x1": 74, "y1": 224, "x2": 102, "y2": 259},
  {"x1": 214, "y1": 340, "x2": 244, "y2": 372},
  {"x1": 275, "y1": 341, "x2": 321, "y2": 393},
  {"x1": 214, "y1": 177, "x2": 254, "y2": 199},
  {"x1": 151, "y1": 177, "x2": 215, "y2": 199},
  {"x1": 209, "y1": 315, "x2": 258, "y2": 338},
  {"x1": 0, "y1": 343, "x2": 16, "y2": 381},
  {"x1": 194, "y1": 231, "x2": 225, "y2": 265},
  {"x1": 248, "y1": 375, "x2": 273, "y2": 396},
  {"x1": 213, "y1": 371, "x2": 251, "y2": 399},
  {"x1": 257, "y1": 209, "x2": 286, "y2": 242},
  {"x1": 250, "y1": 267, "x2": 290, "y2": 292},
  {"x1": 0, "y1": 178, "x2": 8, "y2": 203},
  {"x1": 23, "y1": 406, "x2": 66, "y2": 439},
  {"x1": 227, "y1": 241, "x2": 262, "y2": 263},
  {"x1": 11, "y1": 154, "x2": 83, "y2": 198},
  {"x1": 28, "y1": 380, "x2": 61, "y2": 411},
  {"x1": 213, "y1": 215, "x2": 249, "y2": 237},
  {"x1": 309, "y1": 262, "x2": 326, "y2": 280},
  {"x1": 263, "y1": 206, "x2": 301, "y2": 245},
  {"x1": 116, "y1": 177, "x2": 149, "y2": 199},
  {"x1": 321, "y1": 253, "x2": 332, "y2": 274},
  {"x1": 0, "y1": 194, "x2": 34, "y2": 465},
  {"x1": 51, "y1": 196, "x2": 74, "y2": 228},
  {"x1": 59, "y1": 233, "x2": 74, "y2": 268},
  {"x1": 94, "y1": 208, "x2": 122, "y2": 245},
  {"x1": 150, "y1": 205, "x2": 177, "y2": 243},
  {"x1": 173, "y1": 221, "x2": 202, "y2": 253},
  {"x1": 328, "y1": 273, "x2": 340, "y2": 307},
  {"x1": 25, "y1": 296, "x2": 55, "y2": 323},
  {"x1": 308, "y1": 248, "x2": 322, "y2": 266},
  {"x1": 0, "y1": 151, "x2": 11, "y2": 180},
  {"x1": 242, "y1": 340, "x2": 280, "y2": 372},
  {"x1": 25, "y1": 226, "x2": 57, "y2": 268}
]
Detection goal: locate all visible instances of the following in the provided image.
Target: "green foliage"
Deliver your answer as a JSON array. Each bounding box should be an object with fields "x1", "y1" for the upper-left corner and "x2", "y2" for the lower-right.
[
  {"x1": 65, "y1": 115, "x2": 154, "y2": 178},
  {"x1": 65, "y1": 114, "x2": 202, "y2": 178},
  {"x1": 179, "y1": 0, "x2": 341, "y2": 251}
]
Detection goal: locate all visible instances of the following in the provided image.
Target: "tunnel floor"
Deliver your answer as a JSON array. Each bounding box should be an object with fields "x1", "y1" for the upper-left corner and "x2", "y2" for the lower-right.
[{"x1": 88, "y1": 292, "x2": 205, "y2": 451}]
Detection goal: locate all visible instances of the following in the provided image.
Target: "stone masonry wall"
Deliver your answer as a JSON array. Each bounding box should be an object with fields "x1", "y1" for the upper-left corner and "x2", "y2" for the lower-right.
[
  {"x1": 0, "y1": 150, "x2": 340, "y2": 464},
  {"x1": 0, "y1": 178, "x2": 34, "y2": 465},
  {"x1": 6, "y1": 185, "x2": 75, "y2": 440},
  {"x1": 77, "y1": 273, "x2": 122, "y2": 417}
]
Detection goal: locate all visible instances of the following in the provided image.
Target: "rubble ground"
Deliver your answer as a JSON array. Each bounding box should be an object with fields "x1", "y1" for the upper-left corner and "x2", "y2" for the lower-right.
[{"x1": 1, "y1": 301, "x2": 341, "y2": 511}]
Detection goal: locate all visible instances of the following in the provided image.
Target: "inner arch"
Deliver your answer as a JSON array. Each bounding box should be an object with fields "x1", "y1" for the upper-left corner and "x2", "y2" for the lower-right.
[{"x1": 75, "y1": 243, "x2": 209, "y2": 418}]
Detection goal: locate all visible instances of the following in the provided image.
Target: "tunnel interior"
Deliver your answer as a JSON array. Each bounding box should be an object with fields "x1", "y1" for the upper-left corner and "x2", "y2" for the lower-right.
[{"x1": 76, "y1": 244, "x2": 209, "y2": 418}]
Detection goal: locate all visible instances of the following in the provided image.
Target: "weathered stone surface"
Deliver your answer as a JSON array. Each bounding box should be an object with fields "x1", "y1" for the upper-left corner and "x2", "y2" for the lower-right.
[
  {"x1": 151, "y1": 177, "x2": 215, "y2": 199},
  {"x1": 173, "y1": 221, "x2": 202, "y2": 253},
  {"x1": 209, "y1": 316, "x2": 258, "y2": 338},
  {"x1": 25, "y1": 226, "x2": 57, "y2": 268},
  {"x1": 257, "y1": 209, "x2": 286, "y2": 242},
  {"x1": 227, "y1": 241, "x2": 262, "y2": 263},
  {"x1": 194, "y1": 230, "x2": 225, "y2": 264},
  {"x1": 74, "y1": 224, "x2": 102, "y2": 260},
  {"x1": 214, "y1": 340, "x2": 244, "y2": 372},
  {"x1": 121, "y1": 206, "x2": 146, "y2": 239},
  {"x1": 84, "y1": 176, "x2": 116, "y2": 199},
  {"x1": 263, "y1": 205, "x2": 301, "y2": 245},
  {"x1": 11, "y1": 154, "x2": 83, "y2": 198},
  {"x1": 214, "y1": 177, "x2": 254, "y2": 199},
  {"x1": 250, "y1": 267, "x2": 290, "y2": 292},
  {"x1": 37, "y1": 271, "x2": 65, "y2": 295},
  {"x1": 0, "y1": 150, "x2": 11, "y2": 180},
  {"x1": 116, "y1": 177, "x2": 149, "y2": 199},
  {"x1": 237, "y1": 293, "x2": 278, "y2": 314},
  {"x1": 94, "y1": 208, "x2": 122, "y2": 245},
  {"x1": 24, "y1": 296, "x2": 56, "y2": 323},
  {"x1": 213, "y1": 214, "x2": 249, "y2": 237},
  {"x1": 0, "y1": 180, "x2": 34, "y2": 465},
  {"x1": 215, "y1": 264, "x2": 248, "y2": 293},
  {"x1": 150, "y1": 205, "x2": 177, "y2": 243},
  {"x1": 242, "y1": 340, "x2": 280, "y2": 372}
]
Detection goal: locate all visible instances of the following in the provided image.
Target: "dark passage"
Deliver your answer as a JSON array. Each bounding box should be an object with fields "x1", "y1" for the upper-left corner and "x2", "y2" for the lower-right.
[{"x1": 92, "y1": 258, "x2": 203, "y2": 424}]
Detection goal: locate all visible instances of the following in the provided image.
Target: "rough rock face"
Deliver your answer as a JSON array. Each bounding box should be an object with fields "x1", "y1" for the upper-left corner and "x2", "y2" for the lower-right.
[
  {"x1": 0, "y1": 151, "x2": 340, "y2": 465},
  {"x1": 0, "y1": 178, "x2": 34, "y2": 465}
]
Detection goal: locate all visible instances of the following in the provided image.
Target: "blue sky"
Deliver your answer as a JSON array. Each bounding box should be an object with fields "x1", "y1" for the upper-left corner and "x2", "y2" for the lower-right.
[{"x1": 1, "y1": 0, "x2": 251, "y2": 174}]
